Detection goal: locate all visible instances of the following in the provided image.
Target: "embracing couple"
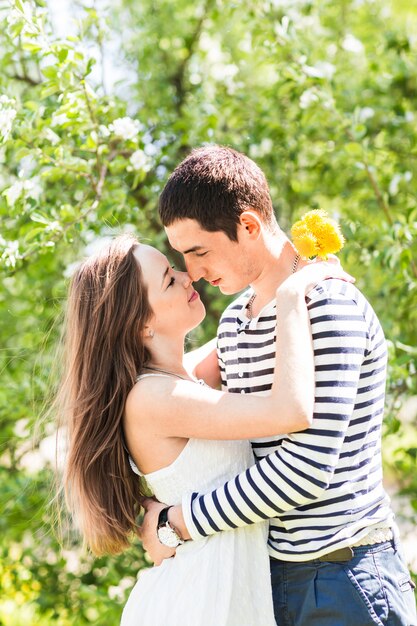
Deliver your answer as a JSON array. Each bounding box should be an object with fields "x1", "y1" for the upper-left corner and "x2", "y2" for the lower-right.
[{"x1": 59, "y1": 146, "x2": 416, "y2": 625}]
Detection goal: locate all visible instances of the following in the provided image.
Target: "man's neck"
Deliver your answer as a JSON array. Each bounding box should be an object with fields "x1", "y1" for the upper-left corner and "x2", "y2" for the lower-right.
[{"x1": 248, "y1": 236, "x2": 301, "y2": 317}]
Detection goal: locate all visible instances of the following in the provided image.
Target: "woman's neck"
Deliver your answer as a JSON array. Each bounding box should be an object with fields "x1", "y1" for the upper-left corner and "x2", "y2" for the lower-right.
[{"x1": 146, "y1": 336, "x2": 188, "y2": 377}]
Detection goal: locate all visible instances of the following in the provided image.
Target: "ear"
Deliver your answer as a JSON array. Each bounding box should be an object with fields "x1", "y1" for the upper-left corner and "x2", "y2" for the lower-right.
[
  {"x1": 142, "y1": 324, "x2": 154, "y2": 339},
  {"x1": 239, "y1": 210, "x2": 262, "y2": 239}
]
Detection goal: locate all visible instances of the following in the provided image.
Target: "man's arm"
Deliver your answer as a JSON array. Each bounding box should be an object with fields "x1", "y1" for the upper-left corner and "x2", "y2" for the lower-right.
[
  {"x1": 184, "y1": 337, "x2": 221, "y2": 389},
  {"x1": 170, "y1": 289, "x2": 370, "y2": 540}
]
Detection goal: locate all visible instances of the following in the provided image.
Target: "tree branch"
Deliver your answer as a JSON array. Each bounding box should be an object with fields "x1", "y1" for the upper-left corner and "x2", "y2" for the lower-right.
[
  {"x1": 170, "y1": 0, "x2": 215, "y2": 110},
  {"x1": 9, "y1": 72, "x2": 42, "y2": 86},
  {"x1": 361, "y1": 157, "x2": 417, "y2": 279},
  {"x1": 362, "y1": 161, "x2": 393, "y2": 226}
]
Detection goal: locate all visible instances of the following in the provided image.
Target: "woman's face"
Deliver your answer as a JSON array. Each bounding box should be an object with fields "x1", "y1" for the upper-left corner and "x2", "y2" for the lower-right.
[{"x1": 134, "y1": 244, "x2": 205, "y2": 338}]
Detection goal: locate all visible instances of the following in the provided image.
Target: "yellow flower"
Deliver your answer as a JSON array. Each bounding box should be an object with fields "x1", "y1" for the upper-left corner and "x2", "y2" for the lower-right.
[
  {"x1": 291, "y1": 209, "x2": 345, "y2": 259},
  {"x1": 290, "y1": 222, "x2": 316, "y2": 257},
  {"x1": 302, "y1": 209, "x2": 328, "y2": 229}
]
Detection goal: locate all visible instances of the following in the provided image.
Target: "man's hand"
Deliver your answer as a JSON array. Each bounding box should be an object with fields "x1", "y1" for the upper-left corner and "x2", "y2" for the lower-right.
[
  {"x1": 138, "y1": 498, "x2": 176, "y2": 565},
  {"x1": 184, "y1": 337, "x2": 221, "y2": 389}
]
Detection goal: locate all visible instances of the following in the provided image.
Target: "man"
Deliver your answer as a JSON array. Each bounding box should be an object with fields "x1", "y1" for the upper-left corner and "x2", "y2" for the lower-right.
[{"x1": 140, "y1": 145, "x2": 416, "y2": 625}]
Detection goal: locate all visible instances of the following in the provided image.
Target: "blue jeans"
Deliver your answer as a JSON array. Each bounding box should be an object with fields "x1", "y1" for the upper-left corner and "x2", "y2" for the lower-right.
[{"x1": 270, "y1": 537, "x2": 416, "y2": 626}]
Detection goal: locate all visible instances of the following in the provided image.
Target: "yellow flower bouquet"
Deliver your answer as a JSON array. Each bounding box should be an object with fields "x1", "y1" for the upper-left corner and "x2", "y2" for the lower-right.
[{"x1": 291, "y1": 209, "x2": 345, "y2": 259}]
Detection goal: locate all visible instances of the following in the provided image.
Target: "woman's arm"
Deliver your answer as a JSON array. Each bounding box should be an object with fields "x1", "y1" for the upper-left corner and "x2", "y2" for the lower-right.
[
  {"x1": 126, "y1": 264, "x2": 348, "y2": 441},
  {"x1": 127, "y1": 288, "x2": 311, "y2": 440}
]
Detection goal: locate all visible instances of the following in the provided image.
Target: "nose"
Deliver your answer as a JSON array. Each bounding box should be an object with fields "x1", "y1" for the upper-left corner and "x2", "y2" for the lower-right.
[
  {"x1": 179, "y1": 270, "x2": 192, "y2": 288},
  {"x1": 184, "y1": 257, "x2": 204, "y2": 282}
]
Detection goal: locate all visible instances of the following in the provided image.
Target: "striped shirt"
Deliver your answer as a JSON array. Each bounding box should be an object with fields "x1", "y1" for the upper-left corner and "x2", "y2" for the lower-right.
[{"x1": 181, "y1": 279, "x2": 393, "y2": 561}]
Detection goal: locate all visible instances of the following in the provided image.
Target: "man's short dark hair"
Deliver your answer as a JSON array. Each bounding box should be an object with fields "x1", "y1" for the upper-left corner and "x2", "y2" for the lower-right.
[{"x1": 158, "y1": 145, "x2": 275, "y2": 241}]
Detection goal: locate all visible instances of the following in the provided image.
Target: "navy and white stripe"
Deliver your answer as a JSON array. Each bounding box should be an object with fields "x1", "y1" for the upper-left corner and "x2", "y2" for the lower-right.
[{"x1": 181, "y1": 279, "x2": 393, "y2": 561}]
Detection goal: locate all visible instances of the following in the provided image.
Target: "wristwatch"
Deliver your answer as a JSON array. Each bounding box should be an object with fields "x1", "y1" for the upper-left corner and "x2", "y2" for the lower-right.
[{"x1": 157, "y1": 506, "x2": 185, "y2": 548}]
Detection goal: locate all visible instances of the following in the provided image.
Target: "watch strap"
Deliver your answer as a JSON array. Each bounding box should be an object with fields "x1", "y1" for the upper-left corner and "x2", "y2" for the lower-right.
[
  {"x1": 157, "y1": 506, "x2": 173, "y2": 530},
  {"x1": 157, "y1": 506, "x2": 185, "y2": 547}
]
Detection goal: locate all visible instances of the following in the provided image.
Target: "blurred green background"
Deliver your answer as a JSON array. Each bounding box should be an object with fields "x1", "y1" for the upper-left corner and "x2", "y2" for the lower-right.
[{"x1": 1, "y1": 0, "x2": 416, "y2": 623}]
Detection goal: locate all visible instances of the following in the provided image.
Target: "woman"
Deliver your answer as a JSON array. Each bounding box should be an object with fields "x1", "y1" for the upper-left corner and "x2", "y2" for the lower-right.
[{"x1": 58, "y1": 234, "x2": 348, "y2": 626}]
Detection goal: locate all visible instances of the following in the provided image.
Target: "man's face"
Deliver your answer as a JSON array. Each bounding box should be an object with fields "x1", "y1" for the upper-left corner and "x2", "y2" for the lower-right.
[{"x1": 165, "y1": 218, "x2": 255, "y2": 295}]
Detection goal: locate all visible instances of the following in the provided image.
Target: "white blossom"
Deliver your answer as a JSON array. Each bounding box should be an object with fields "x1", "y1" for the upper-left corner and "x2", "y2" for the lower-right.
[
  {"x1": 189, "y1": 73, "x2": 202, "y2": 85},
  {"x1": 39, "y1": 431, "x2": 66, "y2": 467},
  {"x1": 24, "y1": 177, "x2": 42, "y2": 200},
  {"x1": 107, "y1": 577, "x2": 136, "y2": 601},
  {"x1": 0, "y1": 96, "x2": 17, "y2": 143},
  {"x1": 7, "y1": 1, "x2": 43, "y2": 38},
  {"x1": 18, "y1": 155, "x2": 37, "y2": 178},
  {"x1": 358, "y1": 107, "x2": 375, "y2": 122},
  {"x1": 342, "y1": 34, "x2": 364, "y2": 54},
  {"x1": 249, "y1": 138, "x2": 274, "y2": 159},
  {"x1": 109, "y1": 117, "x2": 142, "y2": 140},
  {"x1": 317, "y1": 61, "x2": 336, "y2": 80},
  {"x1": 299, "y1": 88, "x2": 320, "y2": 109},
  {"x1": 238, "y1": 33, "x2": 252, "y2": 53},
  {"x1": 199, "y1": 34, "x2": 239, "y2": 91},
  {"x1": 99, "y1": 124, "x2": 111, "y2": 138},
  {"x1": 43, "y1": 127, "x2": 60, "y2": 145},
  {"x1": 0, "y1": 239, "x2": 21, "y2": 269},
  {"x1": 18, "y1": 427, "x2": 67, "y2": 474},
  {"x1": 299, "y1": 87, "x2": 334, "y2": 110},
  {"x1": 359, "y1": 248, "x2": 372, "y2": 266},
  {"x1": 7, "y1": 8, "x2": 22, "y2": 28},
  {"x1": 302, "y1": 61, "x2": 335, "y2": 80},
  {"x1": 326, "y1": 43, "x2": 338, "y2": 58},
  {"x1": 51, "y1": 112, "x2": 70, "y2": 127},
  {"x1": 210, "y1": 62, "x2": 239, "y2": 83},
  {"x1": 143, "y1": 141, "x2": 160, "y2": 157},
  {"x1": 45, "y1": 220, "x2": 62, "y2": 234},
  {"x1": 7, "y1": 1, "x2": 34, "y2": 26},
  {"x1": 19, "y1": 450, "x2": 45, "y2": 473},
  {"x1": 7, "y1": 2, "x2": 33, "y2": 33},
  {"x1": 14, "y1": 419, "x2": 30, "y2": 438},
  {"x1": 389, "y1": 171, "x2": 412, "y2": 196},
  {"x1": 4, "y1": 177, "x2": 42, "y2": 206},
  {"x1": 129, "y1": 149, "x2": 152, "y2": 171},
  {"x1": 4, "y1": 181, "x2": 24, "y2": 206},
  {"x1": 62, "y1": 549, "x2": 82, "y2": 575}
]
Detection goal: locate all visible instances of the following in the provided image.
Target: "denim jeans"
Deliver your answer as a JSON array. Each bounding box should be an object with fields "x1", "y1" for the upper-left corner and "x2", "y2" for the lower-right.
[{"x1": 270, "y1": 536, "x2": 416, "y2": 626}]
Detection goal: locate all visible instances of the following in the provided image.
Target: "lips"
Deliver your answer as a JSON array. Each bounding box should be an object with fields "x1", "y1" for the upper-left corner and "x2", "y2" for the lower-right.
[
  {"x1": 210, "y1": 278, "x2": 221, "y2": 286},
  {"x1": 188, "y1": 290, "x2": 199, "y2": 303}
]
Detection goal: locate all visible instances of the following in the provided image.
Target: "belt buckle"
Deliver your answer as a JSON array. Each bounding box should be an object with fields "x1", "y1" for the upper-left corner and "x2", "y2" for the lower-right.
[{"x1": 318, "y1": 546, "x2": 354, "y2": 563}]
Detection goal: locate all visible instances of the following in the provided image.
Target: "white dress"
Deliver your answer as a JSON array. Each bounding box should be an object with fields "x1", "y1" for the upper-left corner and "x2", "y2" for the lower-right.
[{"x1": 121, "y1": 377, "x2": 276, "y2": 626}]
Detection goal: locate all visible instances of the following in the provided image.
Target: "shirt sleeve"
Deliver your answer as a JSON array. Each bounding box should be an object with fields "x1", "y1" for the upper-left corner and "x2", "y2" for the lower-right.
[{"x1": 181, "y1": 289, "x2": 369, "y2": 540}]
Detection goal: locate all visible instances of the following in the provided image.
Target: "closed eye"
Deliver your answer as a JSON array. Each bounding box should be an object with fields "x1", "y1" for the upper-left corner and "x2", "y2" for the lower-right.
[
  {"x1": 167, "y1": 276, "x2": 175, "y2": 287},
  {"x1": 195, "y1": 251, "x2": 208, "y2": 257}
]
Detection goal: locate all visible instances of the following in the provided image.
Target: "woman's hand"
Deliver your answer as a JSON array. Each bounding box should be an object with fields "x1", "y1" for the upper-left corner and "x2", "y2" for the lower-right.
[{"x1": 137, "y1": 498, "x2": 176, "y2": 566}]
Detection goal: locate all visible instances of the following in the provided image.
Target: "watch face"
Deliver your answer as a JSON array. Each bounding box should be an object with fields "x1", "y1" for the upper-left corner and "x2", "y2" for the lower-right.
[{"x1": 157, "y1": 526, "x2": 180, "y2": 548}]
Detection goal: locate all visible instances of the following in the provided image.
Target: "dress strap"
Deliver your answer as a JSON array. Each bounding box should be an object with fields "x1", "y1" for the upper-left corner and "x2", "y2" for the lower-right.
[
  {"x1": 136, "y1": 372, "x2": 206, "y2": 385},
  {"x1": 136, "y1": 373, "x2": 175, "y2": 381}
]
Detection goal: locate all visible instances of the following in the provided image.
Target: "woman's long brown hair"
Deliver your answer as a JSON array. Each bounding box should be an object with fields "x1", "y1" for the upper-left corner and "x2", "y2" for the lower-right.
[{"x1": 57, "y1": 234, "x2": 152, "y2": 555}]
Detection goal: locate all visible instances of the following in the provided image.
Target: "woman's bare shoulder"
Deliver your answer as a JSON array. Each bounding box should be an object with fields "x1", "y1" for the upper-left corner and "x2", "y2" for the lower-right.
[{"x1": 125, "y1": 374, "x2": 176, "y2": 423}]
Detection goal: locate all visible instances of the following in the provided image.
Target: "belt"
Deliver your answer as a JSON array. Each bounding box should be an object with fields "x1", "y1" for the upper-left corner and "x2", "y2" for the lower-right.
[{"x1": 318, "y1": 527, "x2": 393, "y2": 563}]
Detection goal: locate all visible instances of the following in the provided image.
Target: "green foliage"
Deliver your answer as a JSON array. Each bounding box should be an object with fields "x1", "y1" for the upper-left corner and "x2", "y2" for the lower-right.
[{"x1": 1, "y1": 0, "x2": 416, "y2": 622}]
